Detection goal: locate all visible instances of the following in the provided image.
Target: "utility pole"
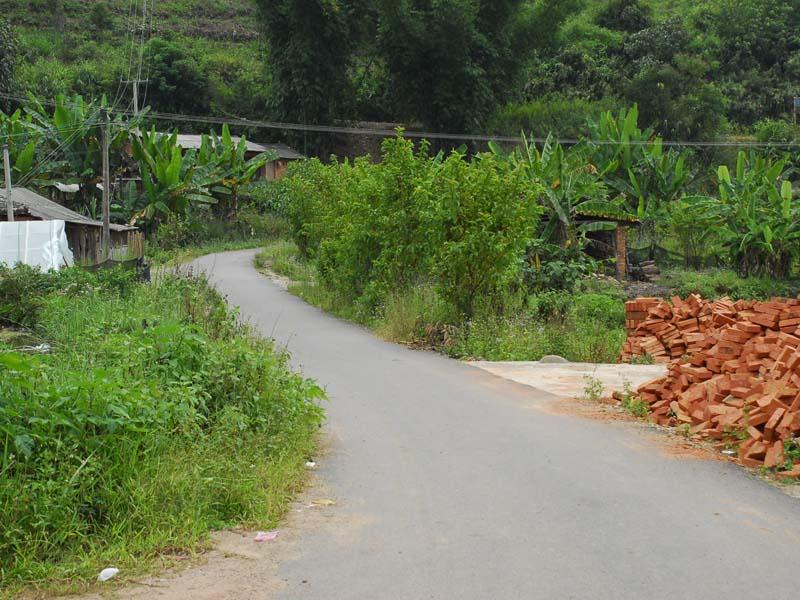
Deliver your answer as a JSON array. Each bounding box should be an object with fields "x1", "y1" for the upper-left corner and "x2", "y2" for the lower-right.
[
  {"x1": 3, "y1": 144, "x2": 13, "y2": 222},
  {"x1": 101, "y1": 109, "x2": 111, "y2": 260}
]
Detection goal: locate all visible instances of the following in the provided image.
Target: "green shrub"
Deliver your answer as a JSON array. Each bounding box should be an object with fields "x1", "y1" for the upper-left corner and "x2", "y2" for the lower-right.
[
  {"x1": 284, "y1": 132, "x2": 542, "y2": 317},
  {"x1": 0, "y1": 264, "x2": 50, "y2": 328}
]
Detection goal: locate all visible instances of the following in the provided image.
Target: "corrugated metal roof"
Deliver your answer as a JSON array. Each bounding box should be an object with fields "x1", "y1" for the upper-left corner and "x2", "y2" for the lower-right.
[
  {"x1": 0, "y1": 187, "x2": 137, "y2": 231},
  {"x1": 172, "y1": 134, "x2": 304, "y2": 160}
]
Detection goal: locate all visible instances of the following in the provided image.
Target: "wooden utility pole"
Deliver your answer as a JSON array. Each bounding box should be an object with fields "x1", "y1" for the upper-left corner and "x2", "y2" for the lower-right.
[
  {"x1": 101, "y1": 109, "x2": 111, "y2": 260},
  {"x1": 3, "y1": 144, "x2": 13, "y2": 222}
]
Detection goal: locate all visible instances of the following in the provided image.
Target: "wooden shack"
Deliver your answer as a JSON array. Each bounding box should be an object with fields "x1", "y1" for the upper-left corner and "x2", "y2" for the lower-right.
[{"x1": 0, "y1": 187, "x2": 141, "y2": 265}]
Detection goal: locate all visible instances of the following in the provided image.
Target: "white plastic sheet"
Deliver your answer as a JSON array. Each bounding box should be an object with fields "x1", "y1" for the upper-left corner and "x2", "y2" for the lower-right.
[{"x1": 0, "y1": 220, "x2": 74, "y2": 271}]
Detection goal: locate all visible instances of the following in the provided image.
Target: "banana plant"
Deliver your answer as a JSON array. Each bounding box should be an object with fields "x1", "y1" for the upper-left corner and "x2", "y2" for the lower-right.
[
  {"x1": 586, "y1": 104, "x2": 691, "y2": 258},
  {"x1": 130, "y1": 129, "x2": 218, "y2": 225},
  {"x1": 686, "y1": 151, "x2": 799, "y2": 277},
  {"x1": 26, "y1": 95, "x2": 141, "y2": 214},
  {"x1": 197, "y1": 125, "x2": 276, "y2": 220},
  {"x1": 0, "y1": 108, "x2": 61, "y2": 185},
  {"x1": 497, "y1": 134, "x2": 635, "y2": 249}
]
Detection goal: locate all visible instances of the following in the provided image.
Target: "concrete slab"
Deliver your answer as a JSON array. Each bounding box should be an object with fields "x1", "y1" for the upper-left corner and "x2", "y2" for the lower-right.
[{"x1": 469, "y1": 361, "x2": 667, "y2": 399}]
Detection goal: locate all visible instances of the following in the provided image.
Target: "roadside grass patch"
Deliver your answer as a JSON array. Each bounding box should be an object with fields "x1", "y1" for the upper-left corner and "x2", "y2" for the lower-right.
[
  {"x1": 253, "y1": 244, "x2": 627, "y2": 363},
  {"x1": 0, "y1": 267, "x2": 324, "y2": 595},
  {"x1": 255, "y1": 240, "x2": 316, "y2": 283}
]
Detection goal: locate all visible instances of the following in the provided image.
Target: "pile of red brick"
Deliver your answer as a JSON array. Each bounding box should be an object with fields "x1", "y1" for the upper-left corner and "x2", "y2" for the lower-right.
[{"x1": 620, "y1": 294, "x2": 800, "y2": 476}]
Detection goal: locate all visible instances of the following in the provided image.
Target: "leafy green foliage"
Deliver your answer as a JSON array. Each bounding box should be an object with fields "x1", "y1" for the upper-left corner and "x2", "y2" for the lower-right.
[
  {"x1": 25, "y1": 94, "x2": 141, "y2": 214},
  {"x1": 145, "y1": 38, "x2": 211, "y2": 115},
  {"x1": 685, "y1": 152, "x2": 799, "y2": 278},
  {"x1": 0, "y1": 268, "x2": 324, "y2": 588},
  {"x1": 254, "y1": 0, "x2": 359, "y2": 127},
  {"x1": 198, "y1": 124, "x2": 275, "y2": 219},
  {"x1": 0, "y1": 18, "x2": 18, "y2": 94},
  {"x1": 131, "y1": 129, "x2": 219, "y2": 223},
  {"x1": 285, "y1": 132, "x2": 541, "y2": 316}
]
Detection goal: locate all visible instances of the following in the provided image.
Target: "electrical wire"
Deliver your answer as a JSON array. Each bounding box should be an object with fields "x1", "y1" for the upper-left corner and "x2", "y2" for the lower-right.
[{"x1": 0, "y1": 92, "x2": 798, "y2": 149}]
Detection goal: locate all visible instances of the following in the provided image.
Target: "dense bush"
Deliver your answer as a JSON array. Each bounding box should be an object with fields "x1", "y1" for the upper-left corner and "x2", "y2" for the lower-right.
[
  {"x1": 285, "y1": 133, "x2": 542, "y2": 316},
  {"x1": 0, "y1": 268, "x2": 324, "y2": 588}
]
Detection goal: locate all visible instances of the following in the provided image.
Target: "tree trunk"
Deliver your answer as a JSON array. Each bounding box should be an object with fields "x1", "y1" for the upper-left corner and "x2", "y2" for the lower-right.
[
  {"x1": 227, "y1": 189, "x2": 239, "y2": 221},
  {"x1": 615, "y1": 226, "x2": 628, "y2": 280}
]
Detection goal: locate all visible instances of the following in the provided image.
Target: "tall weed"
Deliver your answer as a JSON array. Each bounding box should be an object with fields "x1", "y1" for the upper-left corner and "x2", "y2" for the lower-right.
[{"x1": 0, "y1": 270, "x2": 324, "y2": 591}]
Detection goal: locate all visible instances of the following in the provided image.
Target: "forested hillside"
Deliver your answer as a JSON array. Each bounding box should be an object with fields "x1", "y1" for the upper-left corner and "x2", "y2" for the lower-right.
[
  {"x1": 0, "y1": 0, "x2": 269, "y2": 119},
  {"x1": 1, "y1": 0, "x2": 799, "y2": 143}
]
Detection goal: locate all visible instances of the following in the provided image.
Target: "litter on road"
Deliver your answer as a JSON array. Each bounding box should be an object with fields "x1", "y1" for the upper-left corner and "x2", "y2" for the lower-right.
[{"x1": 254, "y1": 531, "x2": 278, "y2": 542}]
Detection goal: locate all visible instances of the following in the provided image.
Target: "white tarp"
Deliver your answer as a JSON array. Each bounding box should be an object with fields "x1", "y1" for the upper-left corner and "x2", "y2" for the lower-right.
[{"x1": 0, "y1": 220, "x2": 74, "y2": 271}]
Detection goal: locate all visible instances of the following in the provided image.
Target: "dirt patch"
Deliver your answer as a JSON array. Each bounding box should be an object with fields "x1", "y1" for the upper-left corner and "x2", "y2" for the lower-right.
[{"x1": 539, "y1": 394, "x2": 729, "y2": 462}]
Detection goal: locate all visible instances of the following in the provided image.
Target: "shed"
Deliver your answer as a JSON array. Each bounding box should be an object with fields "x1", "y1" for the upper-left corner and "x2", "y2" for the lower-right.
[
  {"x1": 172, "y1": 134, "x2": 303, "y2": 180},
  {"x1": 0, "y1": 187, "x2": 141, "y2": 264}
]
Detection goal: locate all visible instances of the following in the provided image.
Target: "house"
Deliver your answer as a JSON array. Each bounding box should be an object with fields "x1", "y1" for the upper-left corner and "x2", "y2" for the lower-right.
[
  {"x1": 0, "y1": 187, "x2": 141, "y2": 264},
  {"x1": 172, "y1": 134, "x2": 304, "y2": 180}
]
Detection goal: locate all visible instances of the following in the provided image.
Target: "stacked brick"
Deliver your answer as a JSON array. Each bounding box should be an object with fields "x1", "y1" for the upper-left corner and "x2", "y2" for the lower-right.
[{"x1": 620, "y1": 295, "x2": 800, "y2": 476}]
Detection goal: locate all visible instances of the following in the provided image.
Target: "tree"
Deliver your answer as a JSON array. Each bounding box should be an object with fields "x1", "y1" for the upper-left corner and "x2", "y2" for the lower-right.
[
  {"x1": 254, "y1": 0, "x2": 362, "y2": 125},
  {"x1": 596, "y1": 0, "x2": 652, "y2": 33},
  {"x1": 375, "y1": 0, "x2": 564, "y2": 132},
  {"x1": 130, "y1": 129, "x2": 218, "y2": 227},
  {"x1": 27, "y1": 95, "x2": 140, "y2": 215},
  {"x1": 90, "y1": 3, "x2": 114, "y2": 36},
  {"x1": 0, "y1": 19, "x2": 18, "y2": 95},
  {"x1": 145, "y1": 38, "x2": 210, "y2": 115}
]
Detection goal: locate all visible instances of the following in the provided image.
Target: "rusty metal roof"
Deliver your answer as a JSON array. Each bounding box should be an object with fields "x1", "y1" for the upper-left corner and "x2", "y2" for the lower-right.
[
  {"x1": 0, "y1": 187, "x2": 137, "y2": 232},
  {"x1": 172, "y1": 134, "x2": 304, "y2": 160}
]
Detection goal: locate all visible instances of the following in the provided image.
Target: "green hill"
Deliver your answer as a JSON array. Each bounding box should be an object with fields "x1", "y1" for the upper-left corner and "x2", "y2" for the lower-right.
[
  {"x1": 3, "y1": 0, "x2": 268, "y2": 119},
  {"x1": 2, "y1": 0, "x2": 799, "y2": 142}
]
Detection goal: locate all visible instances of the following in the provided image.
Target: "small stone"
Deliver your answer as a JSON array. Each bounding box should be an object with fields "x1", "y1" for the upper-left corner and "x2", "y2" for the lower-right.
[{"x1": 539, "y1": 355, "x2": 569, "y2": 364}]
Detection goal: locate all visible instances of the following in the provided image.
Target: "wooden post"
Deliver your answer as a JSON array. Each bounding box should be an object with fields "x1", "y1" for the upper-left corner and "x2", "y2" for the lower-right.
[
  {"x1": 3, "y1": 144, "x2": 13, "y2": 222},
  {"x1": 101, "y1": 109, "x2": 111, "y2": 260},
  {"x1": 615, "y1": 225, "x2": 628, "y2": 280}
]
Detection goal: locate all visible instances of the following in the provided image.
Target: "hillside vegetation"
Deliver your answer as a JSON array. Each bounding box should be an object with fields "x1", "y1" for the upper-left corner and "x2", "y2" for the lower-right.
[
  {"x1": 3, "y1": 0, "x2": 269, "y2": 121},
  {"x1": 2, "y1": 0, "x2": 799, "y2": 145}
]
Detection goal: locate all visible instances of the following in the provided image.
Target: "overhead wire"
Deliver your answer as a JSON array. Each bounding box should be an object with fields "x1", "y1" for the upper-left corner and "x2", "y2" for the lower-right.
[{"x1": 0, "y1": 93, "x2": 798, "y2": 150}]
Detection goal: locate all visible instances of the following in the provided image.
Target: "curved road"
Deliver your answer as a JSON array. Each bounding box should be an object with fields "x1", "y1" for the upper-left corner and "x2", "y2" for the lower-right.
[{"x1": 193, "y1": 250, "x2": 799, "y2": 600}]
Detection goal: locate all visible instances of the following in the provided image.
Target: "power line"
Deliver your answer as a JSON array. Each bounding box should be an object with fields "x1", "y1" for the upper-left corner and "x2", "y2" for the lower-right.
[{"x1": 0, "y1": 92, "x2": 799, "y2": 149}]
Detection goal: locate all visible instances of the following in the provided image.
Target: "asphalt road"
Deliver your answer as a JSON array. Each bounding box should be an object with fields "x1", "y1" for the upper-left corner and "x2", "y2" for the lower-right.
[{"x1": 193, "y1": 250, "x2": 800, "y2": 600}]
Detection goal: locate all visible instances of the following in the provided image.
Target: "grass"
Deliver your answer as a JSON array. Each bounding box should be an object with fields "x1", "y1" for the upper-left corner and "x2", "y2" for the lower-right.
[
  {"x1": 658, "y1": 268, "x2": 800, "y2": 300},
  {"x1": 255, "y1": 241, "x2": 629, "y2": 363},
  {"x1": 620, "y1": 380, "x2": 651, "y2": 418},
  {"x1": 147, "y1": 238, "x2": 271, "y2": 267},
  {"x1": 0, "y1": 267, "x2": 324, "y2": 596}
]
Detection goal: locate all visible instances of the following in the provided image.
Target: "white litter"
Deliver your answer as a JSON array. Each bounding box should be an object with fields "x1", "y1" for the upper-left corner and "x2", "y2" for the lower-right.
[
  {"x1": 254, "y1": 531, "x2": 278, "y2": 542},
  {"x1": 305, "y1": 461, "x2": 316, "y2": 469},
  {"x1": 97, "y1": 567, "x2": 119, "y2": 582}
]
